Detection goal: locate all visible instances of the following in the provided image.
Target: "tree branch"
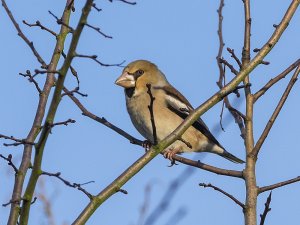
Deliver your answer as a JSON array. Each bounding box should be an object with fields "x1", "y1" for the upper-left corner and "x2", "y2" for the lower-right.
[
  {"x1": 0, "y1": 154, "x2": 18, "y2": 173},
  {"x1": 18, "y1": 1, "x2": 93, "y2": 224},
  {"x1": 2, "y1": 1, "x2": 73, "y2": 223},
  {"x1": 199, "y1": 182, "x2": 245, "y2": 209},
  {"x1": 252, "y1": 65, "x2": 300, "y2": 157},
  {"x1": 253, "y1": 58, "x2": 300, "y2": 101},
  {"x1": 70, "y1": 0, "x2": 300, "y2": 221},
  {"x1": 41, "y1": 171, "x2": 93, "y2": 199},
  {"x1": 259, "y1": 192, "x2": 272, "y2": 225},
  {"x1": 259, "y1": 176, "x2": 300, "y2": 193}
]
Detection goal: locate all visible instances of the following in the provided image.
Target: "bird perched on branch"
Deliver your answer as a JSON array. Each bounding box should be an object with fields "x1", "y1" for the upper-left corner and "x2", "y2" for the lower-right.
[{"x1": 115, "y1": 60, "x2": 244, "y2": 164}]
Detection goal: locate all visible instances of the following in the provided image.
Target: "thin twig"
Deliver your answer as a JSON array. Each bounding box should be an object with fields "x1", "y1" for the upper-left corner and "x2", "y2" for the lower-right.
[
  {"x1": 85, "y1": 23, "x2": 112, "y2": 38},
  {"x1": 216, "y1": 0, "x2": 225, "y2": 83},
  {"x1": 146, "y1": 84, "x2": 157, "y2": 145},
  {"x1": 253, "y1": 58, "x2": 300, "y2": 101},
  {"x1": 108, "y1": 0, "x2": 137, "y2": 5},
  {"x1": 0, "y1": 154, "x2": 18, "y2": 173},
  {"x1": 1, "y1": 0, "x2": 47, "y2": 68},
  {"x1": 41, "y1": 171, "x2": 94, "y2": 199},
  {"x1": 252, "y1": 65, "x2": 300, "y2": 157},
  {"x1": 199, "y1": 183, "x2": 245, "y2": 209},
  {"x1": 259, "y1": 176, "x2": 300, "y2": 193},
  {"x1": 75, "y1": 54, "x2": 125, "y2": 67},
  {"x1": 0, "y1": 134, "x2": 35, "y2": 147},
  {"x1": 92, "y1": 3, "x2": 102, "y2": 12},
  {"x1": 218, "y1": 57, "x2": 239, "y2": 75},
  {"x1": 259, "y1": 192, "x2": 272, "y2": 225},
  {"x1": 19, "y1": 71, "x2": 42, "y2": 94},
  {"x1": 227, "y1": 47, "x2": 242, "y2": 68},
  {"x1": 22, "y1": 20, "x2": 57, "y2": 36},
  {"x1": 50, "y1": 119, "x2": 76, "y2": 127},
  {"x1": 48, "y1": 10, "x2": 74, "y2": 32},
  {"x1": 61, "y1": 87, "x2": 88, "y2": 97}
]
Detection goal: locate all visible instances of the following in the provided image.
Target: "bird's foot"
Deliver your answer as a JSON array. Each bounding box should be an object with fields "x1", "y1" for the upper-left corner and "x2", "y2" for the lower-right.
[
  {"x1": 163, "y1": 150, "x2": 178, "y2": 167},
  {"x1": 142, "y1": 140, "x2": 152, "y2": 152}
]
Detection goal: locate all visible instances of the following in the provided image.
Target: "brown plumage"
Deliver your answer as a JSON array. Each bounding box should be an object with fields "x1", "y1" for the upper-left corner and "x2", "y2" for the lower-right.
[{"x1": 115, "y1": 60, "x2": 244, "y2": 163}]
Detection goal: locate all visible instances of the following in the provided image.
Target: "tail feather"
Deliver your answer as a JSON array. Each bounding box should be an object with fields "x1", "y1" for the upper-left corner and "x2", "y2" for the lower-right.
[{"x1": 221, "y1": 150, "x2": 245, "y2": 164}]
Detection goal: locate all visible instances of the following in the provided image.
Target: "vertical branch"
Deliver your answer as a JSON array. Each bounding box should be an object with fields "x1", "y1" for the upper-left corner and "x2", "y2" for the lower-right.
[
  {"x1": 18, "y1": 1, "x2": 94, "y2": 225},
  {"x1": 259, "y1": 192, "x2": 272, "y2": 225},
  {"x1": 146, "y1": 84, "x2": 157, "y2": 145},
  {"x1": 241, "y1": 1, "x2": 258, "y2": 225},
  {"x1": 216, "y1": 0, "x2": 225, "y2": 81},
  {"x1": 2, "y1": 1, "x2": 73, "y2": 225}
]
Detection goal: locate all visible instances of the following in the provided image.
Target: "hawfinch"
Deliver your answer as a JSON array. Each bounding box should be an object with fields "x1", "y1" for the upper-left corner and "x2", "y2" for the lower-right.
[{"x1": 115, "y1": 60, "x2": 244, "y2": 164}]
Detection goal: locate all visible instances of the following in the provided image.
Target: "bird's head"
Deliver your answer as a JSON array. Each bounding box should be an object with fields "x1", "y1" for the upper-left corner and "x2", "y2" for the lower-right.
[{"x1": 115, "y1": 60, "x2": 168, "y2": 90}]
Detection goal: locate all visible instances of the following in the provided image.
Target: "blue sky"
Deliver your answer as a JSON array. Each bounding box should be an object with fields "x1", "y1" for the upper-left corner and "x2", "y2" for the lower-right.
[{"x1": 1, "y1": 1, "x2": 300, "y2": 225}]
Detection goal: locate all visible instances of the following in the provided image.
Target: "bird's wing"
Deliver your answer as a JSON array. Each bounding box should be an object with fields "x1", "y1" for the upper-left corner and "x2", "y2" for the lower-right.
[{"x1": 156, "y1": 85, "x2": 223, "y2": 148}]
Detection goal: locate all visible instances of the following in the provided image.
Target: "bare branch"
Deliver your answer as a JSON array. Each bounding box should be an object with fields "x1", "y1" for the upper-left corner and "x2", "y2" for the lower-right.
[
  {"x1": 92, "y1": 3, "x2": 102, "y2": 12},
  {"x1": 1, "y1": 1, "x2": 73, "y2": 224},
  {"x1": 218, "y1": 57, "x2": 239, "y2": 75},
  {"x1": 253, "y1": 58, "x2": 300, "y2": 101},
  {"x1": 41, "y1": 171, "x2": 94, "y2": 199},
  {"x1": 259, "y1": 192, "x2": 272, "y2": 225},
  {"x1": 61, "y1": 87, "x2": 88, "y2": 98},
  {"x1": 108, "y1": 0, "x2": 137, "y2": 5},
  {"x1": 172, "y1": 155, "x2": 243, "y2": 178},
  {"x1": 216, "y1": 0, "x2": 225, "y2": 82},
  {"x1": 227, "y1": 47, "x2": 242, "y2": 68},
  {"x1": 19, "y1": 70, "x2": 42, "y2": 94},
  {"x1": 75, "y1": 54, "x2": 125, "y2": 67},
  {"x1": 0, "y1": 134, "x2": 35, "y2": 147},
  {"x1": 85, "y1": 23, "x2": 112, "y2": 38},
  {"x1": 259, "y1": 176, "x2": 300, "y2": 194},
  {"x1": 22, "y1": 20, "x2": 57, "y2": 36},
  {"x1": 199, "y1": 183, "x2": 245, "y2": 209},
  {"x1": 48, "y1": 10, "x2": 74, "y2": 32},
  {"x1": 252, "y1": 65, "x2": 300, "y2": 157},
  {"x1": 0, "y1": 154, "x2": 18, "y2": 173},
  {"x1": 63, "y1": 87, "x2": 243, "y2": 178},
  {"x1": 50, "y1": 119, "x2": 76, "y2": 127},
  {"x1": 1, "y1": 0, "x2": 47, "y2": 68}
]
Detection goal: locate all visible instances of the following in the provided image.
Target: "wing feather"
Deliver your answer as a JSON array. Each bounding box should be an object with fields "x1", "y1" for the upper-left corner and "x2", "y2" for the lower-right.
[{"x1": 155, "y1": 85, "x2": 223, "y2": 148}]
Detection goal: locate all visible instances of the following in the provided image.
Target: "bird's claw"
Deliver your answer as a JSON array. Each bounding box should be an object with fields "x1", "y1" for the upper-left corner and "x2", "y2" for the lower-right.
[
  {"x1": 163, "y1": 150, "x2": 178, "y2": 166},
  {"x1": 142, "y1": 140, "x2": 152, "y2": 152}
]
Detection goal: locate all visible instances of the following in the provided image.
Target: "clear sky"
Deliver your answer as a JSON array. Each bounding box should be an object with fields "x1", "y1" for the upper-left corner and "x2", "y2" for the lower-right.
[{"x1": 1, "y1": 1, "x2": 300, "y2": 225}]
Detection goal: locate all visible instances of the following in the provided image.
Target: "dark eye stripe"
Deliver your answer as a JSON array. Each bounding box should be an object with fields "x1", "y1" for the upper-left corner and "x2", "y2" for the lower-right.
[{"x1": 134, "y1": 69, "x2": 144, "y2": 77}]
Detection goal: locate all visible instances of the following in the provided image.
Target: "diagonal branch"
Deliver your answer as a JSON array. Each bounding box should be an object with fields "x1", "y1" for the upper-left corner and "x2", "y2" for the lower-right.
[
  {"x1": 252, "y1": 65, "x2": 300, "y2": 157},
  {"x1": 41, "y1": 171, "x2": 93, "y2": 199},
  {"x1": 1, "y1": 0, "x2": 47, "y2": 68},
  {"x1": 253, "y1": 58, "x2": 300, "y2": 101},
  {"x1": 0, "y1": 154, "x2": 18, "y2": 173},
  {"x1": 199, "y1": 182, "x2": 245, "y2": 209},
  {"x1": 71, "y1": 1, "x2": 300, "y2": 223},
  {"x1": 63, "y1": 87, "x2": 243, "y2": 178},
  {"x1": 259, "y1": 176, "x2": 300, "y2": 194}
]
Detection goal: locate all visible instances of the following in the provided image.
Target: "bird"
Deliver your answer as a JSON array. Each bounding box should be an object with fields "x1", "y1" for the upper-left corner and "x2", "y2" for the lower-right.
[{"x1": 115, "y1": 60, "x2": 244, "y2": 164}]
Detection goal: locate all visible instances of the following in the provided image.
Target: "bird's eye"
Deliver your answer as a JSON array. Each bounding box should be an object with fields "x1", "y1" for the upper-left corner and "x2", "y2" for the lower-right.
[{"x1": 135, "y1": 69, "x2": 144, "y2": 76}]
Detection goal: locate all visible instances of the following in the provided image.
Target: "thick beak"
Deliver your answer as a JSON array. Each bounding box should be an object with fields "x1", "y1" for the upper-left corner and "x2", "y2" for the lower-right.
[{"x1": 115, "y1": 72, "x2": 135, "y2": 88}]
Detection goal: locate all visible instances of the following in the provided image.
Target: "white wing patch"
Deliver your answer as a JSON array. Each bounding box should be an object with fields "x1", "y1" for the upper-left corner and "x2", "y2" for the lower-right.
[{"x1": 165, "y1": 95, "x2": 191, "y2": 115}]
